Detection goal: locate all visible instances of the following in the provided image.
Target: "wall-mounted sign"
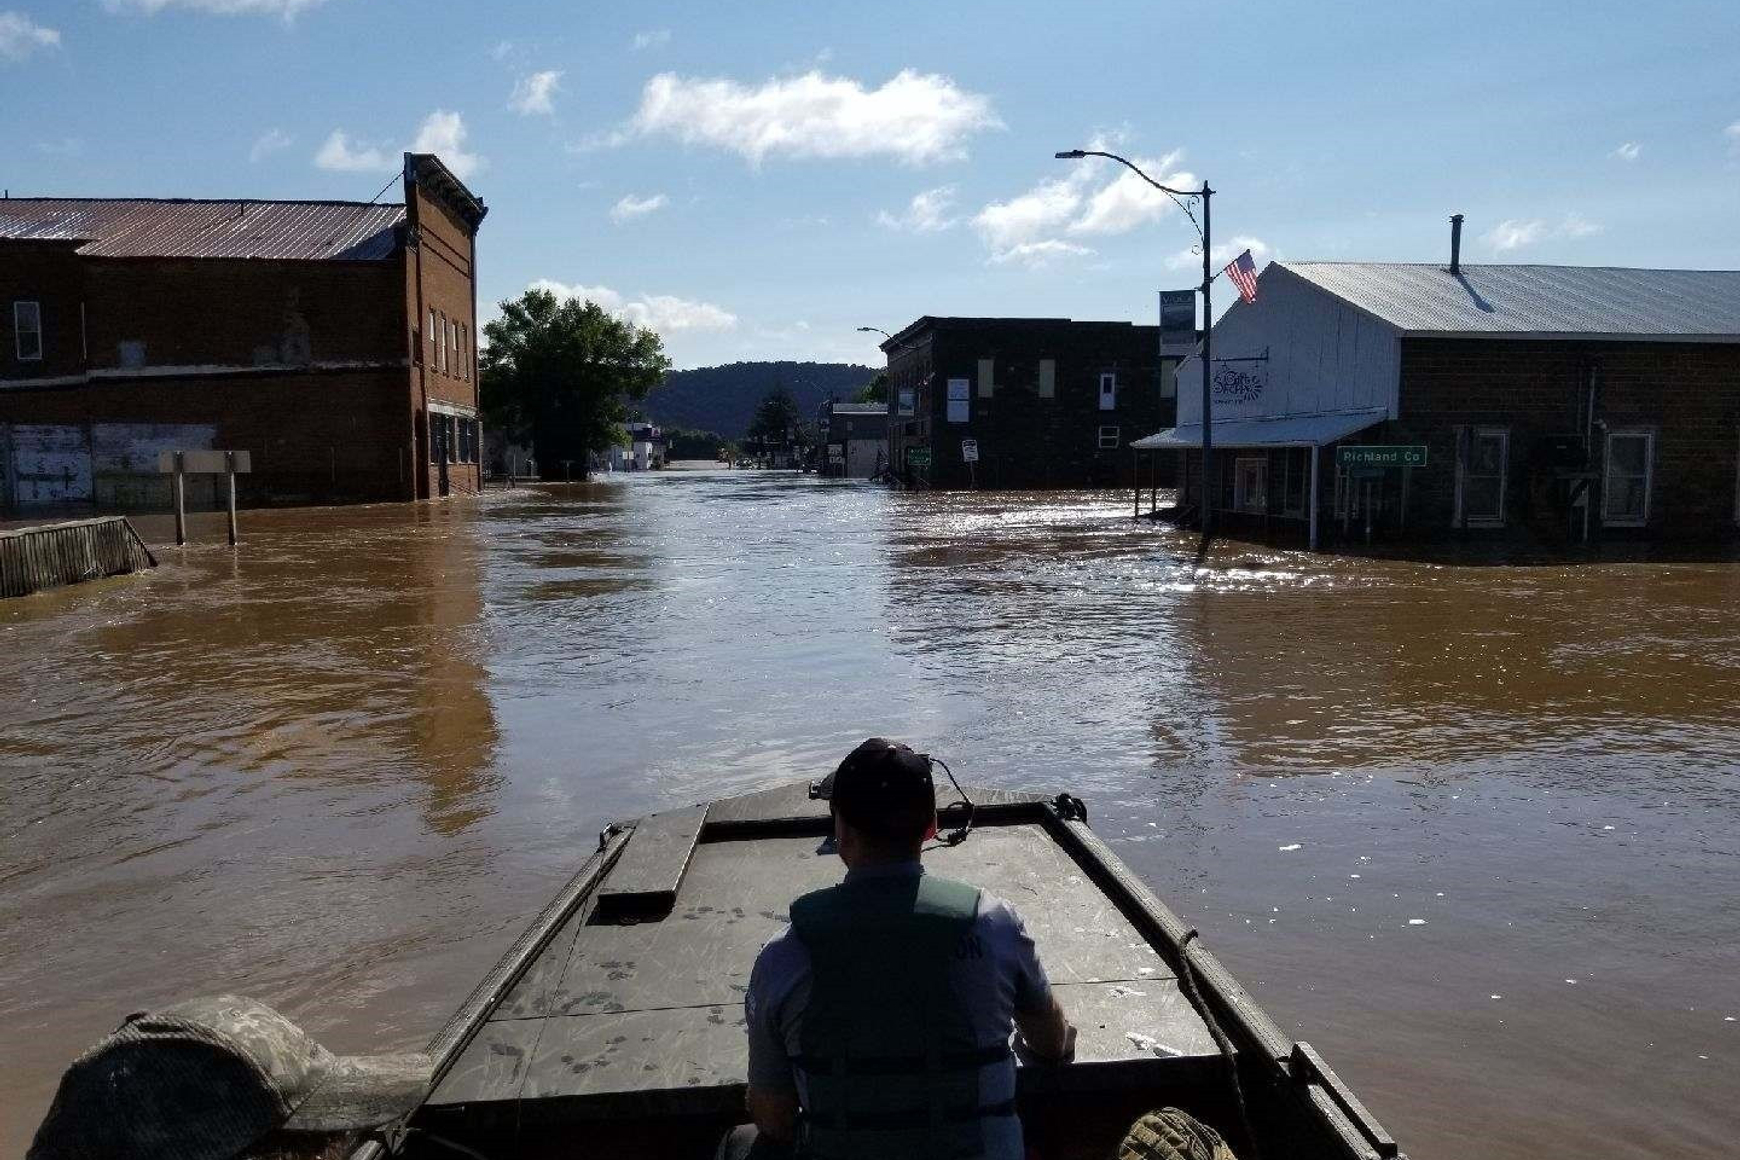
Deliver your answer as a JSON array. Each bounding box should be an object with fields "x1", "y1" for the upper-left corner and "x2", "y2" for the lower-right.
[
  {"x1": 907, "y1": 447, "x2": 932, "y2": 469},
  {"x1": 897, "y1": 388, "x2": 915, "y2": 416},
  {"x1": 946, "y1": 379, "x2": 970, "y2": 424},
  {"x1": 1159, "y1": 290, "x2": 1196, "y2": 353},
  {"x1": 1211, "y1": 362, "x2": 1267, "y2": 403},
  {"x1": 961, "y1": 438, "x2": 979, "y2": 463},
  {"x1": 1336, "y1": 445, "x2": 1428, "y2": 468}
]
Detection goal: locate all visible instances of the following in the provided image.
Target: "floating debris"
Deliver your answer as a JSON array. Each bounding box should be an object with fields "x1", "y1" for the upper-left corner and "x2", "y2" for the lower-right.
[
  {"x1": 1407, "y1": 919, "x2": 1427, "y2": 926},
  {"x1": 1490, "y1": 994, "x2": 1502, "y2": 1000},
  {"x1": 1278, "y1": 843, "x2": 1302, "y2": 852},
  {"x1": 1125, "y1": 1031, "x2": 1184, "y2": 1058}
]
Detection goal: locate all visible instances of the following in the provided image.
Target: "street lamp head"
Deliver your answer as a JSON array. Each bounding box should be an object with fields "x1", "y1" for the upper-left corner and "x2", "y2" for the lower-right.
[
  {"x1": 856, "y1": 326, "x2": 877, "y2": 333},
  {"x1": 1054, "y1": 149, "x2": 1087, "y2": 159}
]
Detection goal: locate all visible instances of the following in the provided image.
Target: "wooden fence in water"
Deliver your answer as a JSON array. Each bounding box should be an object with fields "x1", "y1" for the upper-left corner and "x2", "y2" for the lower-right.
[{"x1": 0, "y1": 516, "x2": 159, "y2": 599}]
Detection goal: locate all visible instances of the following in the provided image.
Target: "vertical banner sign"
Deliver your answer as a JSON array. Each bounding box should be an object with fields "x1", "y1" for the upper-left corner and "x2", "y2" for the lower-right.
[
  {"x1": 1159, "y1": 290, "x2": 1196, "y2": 355},
  {"x1": 946, "y1": 378, "x2": 970, "y2": 424}
]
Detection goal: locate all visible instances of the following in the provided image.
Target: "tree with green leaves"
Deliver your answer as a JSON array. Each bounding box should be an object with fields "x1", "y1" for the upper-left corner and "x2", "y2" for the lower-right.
[
  {"x1": 854, "y1": 371, "x2": 889, "y2": 405},
  {"x1": 479, "y1": 288, "x2": 671, "y2": 479},
  {"x1": 747, "y1": 385, "x2": 803, "y2": 445}
]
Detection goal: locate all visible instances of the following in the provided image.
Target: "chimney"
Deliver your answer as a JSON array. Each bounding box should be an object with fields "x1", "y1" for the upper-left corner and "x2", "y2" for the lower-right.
[{"x1": 1449, "y1": 213, "x2": 1464, "y2": 275}]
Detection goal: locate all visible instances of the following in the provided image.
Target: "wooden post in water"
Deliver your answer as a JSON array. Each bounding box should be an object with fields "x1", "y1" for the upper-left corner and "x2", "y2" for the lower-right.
[
  {"x1": 173, "y1": 451, "x2": 187, "y2": 547},
  {"x1": 1133, "y1": 450, "x2": 1140, "y2": 519},
  {"x1": 225, "y1": 451, "x2": 239, "y2": 547}
]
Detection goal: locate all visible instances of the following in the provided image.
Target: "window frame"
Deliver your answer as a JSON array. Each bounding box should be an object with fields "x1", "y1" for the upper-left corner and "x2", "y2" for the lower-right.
[
  {"x1": 1097, "y1": 425, "x2": 1120, "y2": 450},
  {"x1": 977, "y1": 358, "x2": 995, "y2": 399},
  {"x1": 14, "y1": 300, "x2": 43, "y2": 362},
  {"x1": 1234, "y1": 455, "x2": 1268, "y2": 514},
  {"x1": 1038, "y1": 358, "x2": 1056, "y2": 399},
  {"x1": 1601, "y1": 429, "x2": 1654, "y2": 528},
  {"x1": 1098, "y1": 371, "x2": 1117, "y2": 411},
  {"x1": 428, "y1": 309, "x2": 439, "y2": 368},
  {"x1": 1455, "y1": 426, "x2": 1509, "y2": 528}
]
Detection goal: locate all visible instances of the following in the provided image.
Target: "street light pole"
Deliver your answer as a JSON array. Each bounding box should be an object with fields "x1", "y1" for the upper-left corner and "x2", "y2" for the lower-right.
[{"x1": 1055, "y1": 149, "x2": 1214, "y2": 537}]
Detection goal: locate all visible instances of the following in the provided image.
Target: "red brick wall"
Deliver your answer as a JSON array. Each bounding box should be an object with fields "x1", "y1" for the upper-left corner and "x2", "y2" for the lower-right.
[
  {"x1": 407, "y1": 184, "x2": 481, "y2": 497},
  {"x1": 0, "y1": 243, "x2": 87, "y2": 381},
  {"x1": 0, "y1": 368, "x2": 416, "y2": 505},
  {"x1": 1394, "y1": 338, "x2": 1740, "y2": 539},
  {"x1": 83, "y1": 257, "x2": 404, "y2": 369}
]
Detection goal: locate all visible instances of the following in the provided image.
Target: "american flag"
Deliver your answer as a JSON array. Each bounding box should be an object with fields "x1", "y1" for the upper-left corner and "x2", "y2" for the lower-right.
[{"x1": 1224, "y1": 249, "x2": 1260, "y2": 304}]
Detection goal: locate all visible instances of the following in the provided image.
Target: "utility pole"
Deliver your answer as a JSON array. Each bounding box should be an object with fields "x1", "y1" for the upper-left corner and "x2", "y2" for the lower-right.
[
  {"x1": 1199, "y1": 185, "x2": 1214, "y2": 537},
  {"x1": 1055, "y1": 149, "x2": 1215, "y2": 537}
]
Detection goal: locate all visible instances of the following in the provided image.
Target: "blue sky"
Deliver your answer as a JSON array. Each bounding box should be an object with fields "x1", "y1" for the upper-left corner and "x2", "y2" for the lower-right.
[{"x1": 4, "y1": 0, "x2": 1737, "y2": 369}]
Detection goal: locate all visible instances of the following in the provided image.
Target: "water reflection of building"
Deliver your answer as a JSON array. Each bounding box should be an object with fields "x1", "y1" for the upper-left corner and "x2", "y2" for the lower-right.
[{"x1": 1142, "y1": 219, "x2": 1740, "y2": 552}]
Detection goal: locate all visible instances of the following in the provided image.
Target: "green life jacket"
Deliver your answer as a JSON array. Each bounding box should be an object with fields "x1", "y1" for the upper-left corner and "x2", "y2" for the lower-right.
[{"x1": 789, "y1": 872, "x2": 1013, "y2": 1160}]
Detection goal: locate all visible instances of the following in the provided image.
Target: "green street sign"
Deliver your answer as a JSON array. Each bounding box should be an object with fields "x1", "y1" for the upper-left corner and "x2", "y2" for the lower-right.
[
  {"x1": 907, "y1": 447, "x2": 932, "y2": 468},
  {"x1": 1336, "y1": 444, "x2": 1427, "y2": 468}
]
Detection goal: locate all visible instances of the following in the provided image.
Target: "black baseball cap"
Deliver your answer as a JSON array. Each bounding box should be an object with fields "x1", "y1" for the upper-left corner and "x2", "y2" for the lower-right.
[{"x1": 826, "y1": 738, "x2": 936, "y2": 823}]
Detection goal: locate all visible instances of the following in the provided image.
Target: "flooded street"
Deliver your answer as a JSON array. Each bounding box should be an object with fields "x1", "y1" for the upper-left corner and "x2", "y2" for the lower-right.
[{"x1": 3, "y1": 469, "x2": 1737, "y2": 1158}]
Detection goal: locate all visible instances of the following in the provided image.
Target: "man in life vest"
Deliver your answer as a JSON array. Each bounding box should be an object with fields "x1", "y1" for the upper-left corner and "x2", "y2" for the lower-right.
[{"x1": 737, "y1": 738, "x2": 1076, "y2": 1159}]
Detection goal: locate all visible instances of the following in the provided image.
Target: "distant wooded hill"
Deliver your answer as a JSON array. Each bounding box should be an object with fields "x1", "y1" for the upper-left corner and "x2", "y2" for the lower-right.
[{"x1": 642, "y1": 361, "x2": 876, "y2": 438}]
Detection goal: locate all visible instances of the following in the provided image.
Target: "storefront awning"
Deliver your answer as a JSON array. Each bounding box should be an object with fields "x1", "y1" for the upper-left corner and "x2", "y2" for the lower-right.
[{"x1": 1129, "y1": 409, "x2": 1388, "y2": 451}]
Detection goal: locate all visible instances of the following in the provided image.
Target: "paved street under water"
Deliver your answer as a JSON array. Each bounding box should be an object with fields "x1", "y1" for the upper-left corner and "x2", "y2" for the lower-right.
[{"x1": 2, "y1": 468, "x2": 1737, "y2": 1158}]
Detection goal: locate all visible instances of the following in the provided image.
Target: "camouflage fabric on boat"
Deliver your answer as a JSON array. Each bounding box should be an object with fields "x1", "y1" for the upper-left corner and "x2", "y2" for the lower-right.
[{"x1": 1116, "y1": 1108, "x2": 1236, "y2": 1160}]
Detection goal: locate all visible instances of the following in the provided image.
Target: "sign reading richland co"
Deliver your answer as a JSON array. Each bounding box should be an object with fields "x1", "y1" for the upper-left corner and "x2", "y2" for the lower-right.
[{"x1": 1336, "y1": 445, "x2": 1427, "y2": 468}]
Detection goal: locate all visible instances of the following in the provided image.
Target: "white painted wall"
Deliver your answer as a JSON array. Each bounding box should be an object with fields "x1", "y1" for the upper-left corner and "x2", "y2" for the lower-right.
[{"x1": 1175, "y1": 264, "x2": 1401, "y2": 427}]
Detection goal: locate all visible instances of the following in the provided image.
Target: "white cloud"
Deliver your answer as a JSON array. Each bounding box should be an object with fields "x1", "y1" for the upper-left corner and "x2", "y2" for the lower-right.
[
  {"x1": 632, "y1": 28, "x2": 670, "y2": 50},
  {"x1": 986, "y1": 239, "x2": 1095, "y2": 268},
  {"x1": 314, "y1": 130, "x2": 392, "y2": 173},
  {"x1": 622, "y1": 69, "x2": 1000, "y2": 166},
  {"x1": 410, "y1": 110, "x2": 484, "y2": 179},
  {"x1": 1482, "y1": 214, "x2": 1602, "y2": 252},
  {"x1": 971, "y1": 144, "x2": 1193, "y2": 265},
  {"x1": 104, "y1": 0, "x2": 332, "y2": 16},
  {"x1": 249, "y1": 128, "x2": 292, "y2": 162},
  {"x1": 1070, "y1": 150, "x2": 1194, "y2": 235},
  {"x1": 0, "y1": 10, "x2": 60, "y2": 61},
  {"x1": 511, "y1": 70, "x2": 562, "y2": 116},
  {"x1": 1609, "y1": 141, "x2": 1640, "y2": 162},
  {"x1": 609, "y1": 192, "x2": 669, "y2": 223},
  {"x1": 1726, "y1": 121, "x2": 1740, "y2": 156},
  {"x1": 36, "y1": 136, "x2": 84, "y2": 157},
  {"x1": 1167, "y1": 234, "x2": 1273, "y2": 272},
  {"x1": 876, "y1": 186, "x2": 957, "y2": 232},
  {"x1": 489, "y1": 39, "x2": 513, "y2": 61},
  {"x1": 529, "y1": 280, "x2": 738, "y2": 333},
  {"x1": 317, "y1": 111, "x2": 483, "y2": 179}
]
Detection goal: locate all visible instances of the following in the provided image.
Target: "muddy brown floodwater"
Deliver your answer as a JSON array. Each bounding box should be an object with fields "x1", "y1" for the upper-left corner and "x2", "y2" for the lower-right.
[{"x1": 3, "y1": 469, "x2": 1738, "y2": 1158}]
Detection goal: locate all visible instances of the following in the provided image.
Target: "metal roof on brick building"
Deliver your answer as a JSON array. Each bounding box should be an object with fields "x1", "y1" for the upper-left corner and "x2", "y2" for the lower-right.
[
  {"x1": 1279, "y1": 262, "x2": 1740, "y2": 339},
  {"x1": 0, "y1": 198, "x2": 406, "y2": 260}
]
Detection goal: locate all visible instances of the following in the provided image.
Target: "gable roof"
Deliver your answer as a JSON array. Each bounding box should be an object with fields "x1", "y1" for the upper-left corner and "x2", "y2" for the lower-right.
[
  {"x1": 1279, "y1": 262, "x2": 1740, "y2": 340},
  {"x1": 0, "y1": 198, "x2": 406, "y2": 261}
]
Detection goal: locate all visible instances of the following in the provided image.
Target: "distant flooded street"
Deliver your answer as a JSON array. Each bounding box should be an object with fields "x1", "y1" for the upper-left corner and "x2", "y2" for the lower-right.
[{"x1": 3, "y1": 469, "x2": 1737, "y2": 1158}]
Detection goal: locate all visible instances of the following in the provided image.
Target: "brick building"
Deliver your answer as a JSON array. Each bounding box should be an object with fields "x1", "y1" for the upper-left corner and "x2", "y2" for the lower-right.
[
  {"x1": 1140, "y1": 253, "x2": 1740, "y2": 549},
  {"x1": 879, "y1": 316, "x2": 1178, "y2": 489},
  {"x1": 0, "y1": 152, "x2": 486, "y2": 511}
]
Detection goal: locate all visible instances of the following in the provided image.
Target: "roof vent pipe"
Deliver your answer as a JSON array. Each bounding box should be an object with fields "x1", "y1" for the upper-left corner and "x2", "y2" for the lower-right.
[{"x1": 1449, "y1": 213, "x2": 1464, "y2": 275}]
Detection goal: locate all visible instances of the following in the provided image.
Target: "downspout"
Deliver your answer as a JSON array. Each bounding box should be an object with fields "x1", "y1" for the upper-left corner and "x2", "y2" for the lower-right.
[{"x1": 407, "y1": 156, "x2": 427, "y2": 502}]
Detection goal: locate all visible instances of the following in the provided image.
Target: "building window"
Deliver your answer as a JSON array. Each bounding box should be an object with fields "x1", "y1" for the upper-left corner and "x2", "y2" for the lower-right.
[
  {"x1": 1234, "y1": 456, "x2": 1268, "y2": 513},
  {"x1": 446, "y1": 414, "x2": 459, "y2": 462},
  {"x1": 1098, "y1": 425, "x2": 1120, "y2": 450},
  {"x1": 14, "y1": 301, "x2": 42, "y2": 361},
  {"x1": 1098, "y1": 371, "x2": 1117, "y2": 411},
  {"x1": 1456, "y1": 427, "x2": 1509, "y2": 526},
  {"x1": 448, "y1": 319, "x2": 458, "y2": 375},
  {"x1": 1038, "y1": 358, "x2": 1056, "y2": 399},
  {"x1": 428, "y1": 412, "x2": 442, "y2": 463},
  {"x1": 977, "y1": 358, "x2": 995, "y2": 398},
  {"x1": 1602, "y1": 430, "x2": 1653, "y2": 527},
  {"x1": 1160, "y1": 359, "x2": 1178, "y2": 401},
  {"x1": 1280, "y1": 448, "x2": 1307, "y2": 516},
  {"x1": 458, "y1": 324, "x2": 468, "y2": 380},
  {"x1": 429, "y1": 310, "x2": 438, "y2": 367}
]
